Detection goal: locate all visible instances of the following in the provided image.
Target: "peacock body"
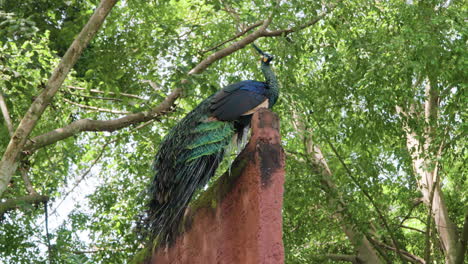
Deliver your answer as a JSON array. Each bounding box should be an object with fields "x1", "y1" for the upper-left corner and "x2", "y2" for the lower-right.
[{"x1": 148, "y1": 45, "x2": 279, "y2": 244}]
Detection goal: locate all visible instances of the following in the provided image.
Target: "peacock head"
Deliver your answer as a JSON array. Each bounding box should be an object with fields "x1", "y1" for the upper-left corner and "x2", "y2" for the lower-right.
[
  {"x1": 252, "y1": 43, "x2": 274, "y2": 65},
  {"x1": 261, "y1": 53, "x2": 274, "y2": 65}
]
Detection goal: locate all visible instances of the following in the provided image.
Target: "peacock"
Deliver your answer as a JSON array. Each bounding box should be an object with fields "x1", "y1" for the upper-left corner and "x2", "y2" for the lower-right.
[{"x1": 148, "y1": 44, "x2": 279, "y2": 245}]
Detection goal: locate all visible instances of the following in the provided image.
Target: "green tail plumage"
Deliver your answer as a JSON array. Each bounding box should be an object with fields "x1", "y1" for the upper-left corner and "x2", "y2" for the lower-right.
[{"x1": 148, "y1": 98, "x2": 235, "y2": 244}]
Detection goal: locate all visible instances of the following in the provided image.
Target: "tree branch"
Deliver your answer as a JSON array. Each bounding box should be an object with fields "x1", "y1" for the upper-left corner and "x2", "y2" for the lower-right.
[
  {"x1": 19, "y1": 164, "x2": 37, "y2": 195},
  {"x1": 188, "y1": 17, "x2": 273, "y2": 75},
  {"x1": 63, "y1": 98, "x2": 132, "y2": 114},
  {"x1": 1, "y1": 100, "x2": 40, "y2": 196},
  {"x1": 424, "y1": 135, "x2": 445, "y2": 263},
  {"x1": 67, "y1": 85, "x2": 146, "y2": 100},
  {"x1": 263, "y1": 3, "x2": 335, "y2": 37},
  {"x1": 400, "y1": 225, "x2": 425, "y2": 234},
  {"x1": 0, "y1": 91, "x2": 14, "y2": 136},
  {"x1": 23, "y1": 87, "x2": 182, "y2": 153},
  {"x1": 1, "y1": 105, "x2": 40, "y2": 196},
  {"x1": 324, "y1": 254, "x2": 362, "y2": 263},
  {"x1": 263, "y1": 16, "x2": 323, "y2": 37},
  {"x1": 191, "y1": 4, "x2": 336, "y2": 74},
  {"x1": 134, "y1": 119, "x2": 156, "y2": 130},
  {"x1": 140, "y1": 80, "x2": 162, "y2": 91},
  {"x1": 61, "y1": 247, "x2": 128, "y2": 254},
  {"x1": 399, "y1": 198, "x2": 423, "y2": 226},
  {"x1": 62, "y1": 90, "x2": 124, "y2": 102},
  {"x1": 0, "y1": 194, "x2": 49, "y2": 215},
  {"x1": 369, "y1": 238, "x2": 426, "y2": 264},
  {"x1": 0, "y1": 0, "x2": 118, "y2": 198}
]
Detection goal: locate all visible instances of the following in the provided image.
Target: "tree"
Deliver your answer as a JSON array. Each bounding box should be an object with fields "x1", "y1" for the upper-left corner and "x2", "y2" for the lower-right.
[{"x1": 0, "y1": 0, "x2": 466, "y2": 263}]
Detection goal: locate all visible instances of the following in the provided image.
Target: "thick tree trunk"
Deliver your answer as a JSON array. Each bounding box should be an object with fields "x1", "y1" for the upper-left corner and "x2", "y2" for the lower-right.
[
  {"x1": 0, "y1": 0, "x2": 118, "y2": 198},
  {"x1": 404, "y1": 130, "x2": 459, "y2": 264},
  {"x1": 398, "y1": 80, "x2": 460, "y2": 264}
]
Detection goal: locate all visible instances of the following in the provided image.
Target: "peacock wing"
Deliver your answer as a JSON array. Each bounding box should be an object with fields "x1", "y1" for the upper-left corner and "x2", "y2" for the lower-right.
[
  {"x1": 177, "y1": 121, "x2": 234, "y2": 164},
  {"x1": 210, "y1": 81, "x2": 268, "y2": 121}
]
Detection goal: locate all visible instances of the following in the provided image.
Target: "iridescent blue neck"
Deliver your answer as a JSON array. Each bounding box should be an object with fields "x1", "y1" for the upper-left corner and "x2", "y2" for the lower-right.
[{"x1": 261, "y1": 62, "x2": 279, "y2": 107}]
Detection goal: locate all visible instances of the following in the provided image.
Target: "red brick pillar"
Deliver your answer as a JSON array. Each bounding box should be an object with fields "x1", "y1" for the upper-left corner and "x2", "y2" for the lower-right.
[{"x1": 150, "y1": 108, "x2": 285, "y2": 264}]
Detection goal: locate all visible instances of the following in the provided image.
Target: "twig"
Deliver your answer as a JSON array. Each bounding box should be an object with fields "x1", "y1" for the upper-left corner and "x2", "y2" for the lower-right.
[
  {"x1": 399, "y1": 198, "x2": 423, "y2": 226},
  {"x1": 364, "y1": 233, "x2": 395, "y2": 264},
  {"x1": 284, "y1": 149, "x2": 307, "y2": 160},
  {"x1": 195, "y1": 5, "x2": 336, "y2": 70},
  {"x1": 61, "y1": 90, "x2": 124, "y2": 102},
  {"x1": 63, "y1": 98, "x2": 132, "y2": 114},
  {"x1": 61, "y1": 247, "x2": 128, "y2": 254},
  {"x1": 47, "y1": 137, "x2": 113, "y2": 217},
  {"x1": 67, "y1": 86, "x2": 146, "y2": 100},
  {"x1": 221, "y1": 0, "x2": 242, "y2": 30},
  {"x1": 401, "y1": 225, "x2": 425, "y2": 234},
  {"x1": 135, "y1": 119, "x2": 156, "y2": 130},
  {"x1": 200, "y1": 21, "x2": 263, "y2": 54},
  {"x1": 44, "y1": 202, "x2": 52, "y2": 263}
]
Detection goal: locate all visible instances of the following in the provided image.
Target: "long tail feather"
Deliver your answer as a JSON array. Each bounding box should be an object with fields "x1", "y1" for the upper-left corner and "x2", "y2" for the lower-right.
[{"x1": 148, "y1": 100, "x2": 235, "y2": 245}]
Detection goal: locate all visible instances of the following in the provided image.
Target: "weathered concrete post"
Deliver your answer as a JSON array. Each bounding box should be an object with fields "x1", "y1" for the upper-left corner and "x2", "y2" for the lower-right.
[{"x1": 149, "y1": 108, "x2": 285, "y2": 264}]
